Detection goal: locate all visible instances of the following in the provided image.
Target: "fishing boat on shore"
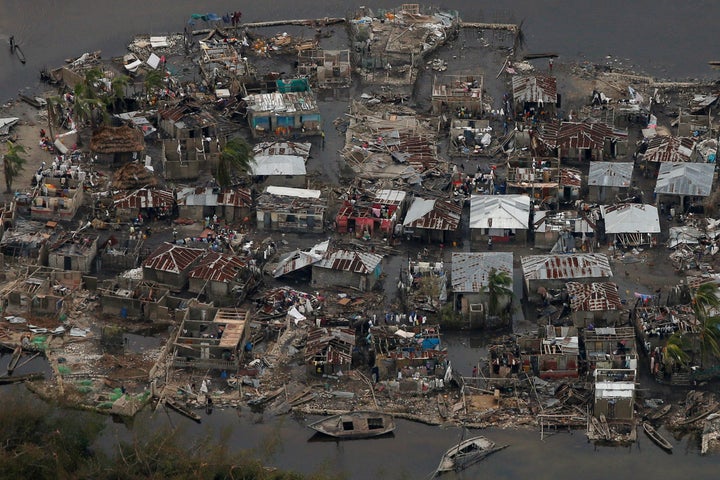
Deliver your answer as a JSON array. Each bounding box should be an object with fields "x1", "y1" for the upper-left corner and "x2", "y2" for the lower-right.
[
  {"x1": 646, "y1": 404, "x2": 672, "y2": 421},
  {"x1": 19, "y1": 94, "x2": 47, "y2": 108},
  {"x1": 643, "y1": 422, "x2": 673, "y2": 453},
  {"x1": 308, "y1": 411, "x2": 395, "y2": 439},
  {"x1": 164, "y1": 397, "x2": 202, "y2": 423},
  {"x1": 6, "y1": 345, "x2": 22, "y2": 375},
  {"x1": 0, "y1": 372, "x2": 44, "y2": 384},
  {"x1": 435, "y1": 435, "x2": 508, "y2": 475}
]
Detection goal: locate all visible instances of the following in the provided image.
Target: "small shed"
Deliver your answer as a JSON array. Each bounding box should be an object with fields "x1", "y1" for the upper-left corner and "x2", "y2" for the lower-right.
[
  {"x1": 512, "y1": 74, "x2": 558, "y2": 117},
  {"x1": 642, "y1": 135, "x2": 697, "y2": 163},
  {"x1": 469, "y1": 194, "x2": 530, "y2": 243},
  {"x1": 256, "y1": 186, "x2": 326, "y2": 233},
  {"x1": 312, "y1": 249, "x2": 383, "y2": 292},
  {"x1": 566, "y1": 282, "x2": 623, "y2": 328},
  {"x1": 250, "y1": 154, "x2": 307, "y2": 188},
  {"x1": 402, "y1": 197, "x2": 462, "y2": 244},
  {"x1": 305, "y1": 327, "x2": 356, "y2": 375},
  {"x1": 601, "y1": 204, "x2": 660, "y2": 247},
  {"x1": 587, "y1": 162, "x2": 634, "y2": 203},
  {"x1": 521, "y1": 253, "x2": 613, "y2": 298},
  {"x1": 188, "y1": 252, "x2": 260, "y2": 305},
  {"x1": 654, "y1": 162, "x2": 715, "y2": 211},
  {"x1": 47, "y1": 233, "x2": 99, "y2": 273},
  {"x1": 431, "y1": 74, "x2": 484, "y2": 116}
]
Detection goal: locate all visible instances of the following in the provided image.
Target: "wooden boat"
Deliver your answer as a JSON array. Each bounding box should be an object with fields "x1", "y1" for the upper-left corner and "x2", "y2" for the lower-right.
[
  {"x1": 308, "y1": 411, "x2": 395, "y2": 439},
  {"x1": 6, "y1": 345, "x2": 22, "y2": 375},
  {"x1": 0, "y1": 372, "x2": 44, "y2": 384},
  {"x1": 164, "y1": 397, "x2": 202, "y2": 423},
  {"x1": 437, "y1": 394, "x2": 450, "y2": 420},
  {"x1": 678, "y1": 402, "x2": 719, "y2": 426},
  {"x1": 643, "y1": 422, "x2": 673, "y2": 453},
  {"x1": 435, "y1": 435, "x2": 508, "y2": 474},
  {"x1": 19, "y1": 94, "x2": 47, "y2": 108},
  {"x1": 647, "y1": 404, "x2": 672, "y2": 421},
  {"x1": 14, "y1": 45, "x2": 26, "y2": 64}
]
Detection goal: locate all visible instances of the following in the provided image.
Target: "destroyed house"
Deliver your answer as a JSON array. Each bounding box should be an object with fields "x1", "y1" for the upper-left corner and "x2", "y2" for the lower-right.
[
  {"x1": 336, "y1": 189, "x2": 407, "y2": 237},
  {"x1": 451, "y1": 252, "x2": 513, "y2": 327},
  {"x1": 642, "y1": 136, "x2": 697, "y2": 163},
  {"x1": 584, "y1": 326, "x2": 637, "y2": 373},
  {"x1": 587, "y1": 161, "x2": 634, "y2": 203},
  {"x1": 0, "y1": 201, "x2": 16, "y2": 236},
  {"x1": 273, "y1": 240, "x2": 329, "y2": 278},
  {"x1": 162, "y1": 137, "x2": 221, "y2": 180},
  {"x1": 142, "y1": 242, "x2": 205, "y2": 290},
  {"x1": 31, "y1": 181, "x2": 83, "y2": 222},
  {"x1": 47, "y1": 233, "x2": 98, "y2": 273},
  {"x1": 566, "y1": 282, "x2": 623, "y2": 328},
  {"x1": 402, "y1": 197, "x2": 461, "y2": 244},
  {"x1": 504, "y1": 158, "x2": 571, "y2": 204},
  {"x1": 89, "y1": 125, "x2": 145, "y2": 164},
  {"x1": 253, "y1": 141, "x2": 311, "y2": 159},
  {"x1": 558, "y1": 167, "x2": 583, "y2": 204},
  {"x1": 245, "y1": 79, "x2": 321, "y2": 137},
  {"x1": 158, "y1": 99, "x2": 218, "y2": 139},
  {"x1": 198, "y1": 40, "x2": 253, "y2": 83},
  {"x1": 405, "y1": 259, "x2": 446, "y2": 309},
  {"x1": 99, "y1": 281, "x2": 170, "y2": 321},
  {"x1": 176, "y1": 186, "x2": 252, "y2": 222},
  {"x1": 305, "y1": 327, "x2": 356, "y2": 375},
  {"x1": 512, "y1": 74, "x2": 558, "y2": 116},
  {"x1": 3, "y1": 267, "x2": 82, "y2": 319},
  {"x1": 250, "y1": 154, "x2": 307, "y2": 188},
  {"x1": 431, "y1": 74, "x2": 483, "y2": 116},
  {"x1": 0, "y1": 220, "x2": 53, "y2": 261},
  {"x1": 533, "y1": 210, "x2": 594, "y2": 251},
  {"x1": 188, "y1": 252, "x2": 260, "y2": 305},
  {"x1": 312, "y1": 249, "x2": 383, "y2": 292},
  {"x1": 601, "y1": 204, "x2": 660, "y2": 247},
  {"x1": 370, "y1": 324, "x2": 446, "y2": 381},
  {"x1": 113, "y1": 188, "x2": 175, "y2": 222},
  {"x1": 174, "y1": 306, "x2": 250, "y2": 371},
  {"x1": 517, "y1": 326, "x2": 580, "y2": 379},
  {"x1": 100, "y1": 238, "x2": 143, "y2": 271},
  {"x1": 256, "y1": 186, "x2": 326, "y2": 233},
  {"x1": 469, "y1": 194, "x2": 530, "y2": 243},
  {"x1": 536, "y1": 120, "x2": 626, "y2": 161},
  {"x1": 521, "y1": 253, "x2": 613, "y2": 297},
  {"x1": 297, "y1": 49, "x2": 352, "y2": 89}
]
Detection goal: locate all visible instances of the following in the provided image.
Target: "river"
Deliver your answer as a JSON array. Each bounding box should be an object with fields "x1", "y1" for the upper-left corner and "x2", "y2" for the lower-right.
[{"x1": 2, "y1": 1, "x2": 720, "y2": 477}]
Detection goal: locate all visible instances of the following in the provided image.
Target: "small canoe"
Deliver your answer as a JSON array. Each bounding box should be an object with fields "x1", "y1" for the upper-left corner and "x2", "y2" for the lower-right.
[
  {"x1": 435, "y1": 435, "x2": 508, "y2": 474},
  {"x1": 308, "y1": 411, "x2": 395, "y2": 439},
  {"x1": 647, "y1": 404, "x2": 672, "y2": 421},
  {"x1": 0, "y1": 373, "x2": 44, "y2": 384},
  {"x1": 7, "y1": 345, "x2": 22, "y2": 375},
  {"x1": 643, "y1": 422, "x2": 672, "y2": 453},
  {"x1": 19, "y1": 94, "x2": 47, "y2": 108},
  {"x1": 437, "y1": 394, "x2": 450, "y2": 419},
  {"x1": 165, "y1": 397, "x2": 202, "y2": 423}
]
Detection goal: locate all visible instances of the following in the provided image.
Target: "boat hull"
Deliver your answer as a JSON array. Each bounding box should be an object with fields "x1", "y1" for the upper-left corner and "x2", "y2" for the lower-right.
[{"x1": 308, "y1": 411, "x2": 395, "y2": 439}]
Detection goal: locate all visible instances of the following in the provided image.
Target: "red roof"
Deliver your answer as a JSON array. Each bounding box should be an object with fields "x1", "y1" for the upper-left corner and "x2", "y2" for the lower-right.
[
  {"x1": 188, "y1": 252, "x2": 248, "y2": 282},
  {"x1": 143, "y1": 243, "x2": 204, "y2": 273},
  {"x1": 538, "y1": 120, "x2": 625, "y2": 152},
  {"x1": 114, "y1": 188, "x2": 175, "y2": 210}
]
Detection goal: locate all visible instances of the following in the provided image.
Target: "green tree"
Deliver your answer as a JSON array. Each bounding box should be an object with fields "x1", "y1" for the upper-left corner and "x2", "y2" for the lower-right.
[
  {"x1": 108, "y1": 73, "x2": 131, "y2": 111},
  {"x1": 664, "y1": 332, "x2": 690, "y2": 369},
  {"x1": 217, "y1": 137, "x2": 253, "y2": 187},
  {"x1": 2, "y1": 140, "x2": 26, "y2": 193},
  {"x1": 483, "y1": 268, "x2": 513, "y2": 318},
  {"x1": 691, "y1": 281, "x2": 720, "y2": 367}
]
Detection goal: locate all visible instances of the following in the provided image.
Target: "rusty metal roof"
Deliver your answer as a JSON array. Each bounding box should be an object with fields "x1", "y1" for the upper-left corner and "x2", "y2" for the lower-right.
[
  {"x1": 315, "y1": 249, "x2": 383, "y2": 275},
  {"x1": 403, "y1": 198, "x2": 461, "y2": 231},
  {"x1": 188, "y1": 252, "x2": 248, "y2": 282},
  {"x1": 522, "y1": 253, "x2": 613, "y2": 282},
  {"x1": 538, "y1": 120, "x2": 625, "y2": 152},
  {"x1": 566, "y1": 282, "x2": 622, "y2": 312},
  {"x1": 643, "y1": 136, "x2": 696, "y2": 163},
  {"x1": 559, "y1": 167, "x2": 583, "y2": 187},
  {"x1": 450, "y1": 252, "x2": 513, "y2": 293},
  {"x1": 143, "y1": 242, "x2": 204, "y2": 273},
  {"x1": 219, "y1": 188, "x2": 252, "y2": 208},
  {"x1": 114, "y1": 188, "x2": 175, "y2": 210},
  {"x1": 512, "y1": 75, "x2": 557, "y2": 104}
]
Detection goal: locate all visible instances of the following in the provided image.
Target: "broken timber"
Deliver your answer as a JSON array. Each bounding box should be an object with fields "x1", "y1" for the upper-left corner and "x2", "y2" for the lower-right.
[{"x1": 460, "y1": 22, "x2": 518, "y2": 34}]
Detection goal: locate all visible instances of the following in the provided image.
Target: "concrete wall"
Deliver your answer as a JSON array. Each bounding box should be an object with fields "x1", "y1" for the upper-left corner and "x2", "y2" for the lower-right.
[{"x1": 143, "y1": 268, "x2": 186, "y2": 290}]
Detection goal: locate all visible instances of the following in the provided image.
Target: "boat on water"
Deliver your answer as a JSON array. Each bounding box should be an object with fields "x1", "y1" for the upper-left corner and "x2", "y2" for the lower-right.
[
  {"x1": 6, "y1": 345, "x2": 22, "y2": 375},
  {"x1": 435, "y1": 435, "x2": 508, "y2": 475},
  {"x1": 643, "y1": 422, "x2": 673, "y2": 453},
  {"x1": 307, "y1": 411, "x2": 395, "y2": 439},
  {"x1": 164, "y1": 397, "x2": 202, "y2": 423}
]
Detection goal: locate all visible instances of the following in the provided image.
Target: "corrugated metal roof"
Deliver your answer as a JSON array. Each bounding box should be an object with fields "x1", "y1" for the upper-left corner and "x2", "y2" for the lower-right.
[
  {"x1": 250, "y1": 155, "x2": 306, "y2": 176},
  {"x1": 469, "y1": 195, "x2": 530, "y2": 230},
  {"x1": 315, "y1": 249, "x2": 383, "y2": 274},
  {"x1": 374, "y1": 189, "x2": 406, "y2": 206},
  {"x1": 265, "y1": 186, "x2": 321, "y2": 198},
  {"x1": 654, "y1": 162, "x2": 714, "y2": 197},
  {"x1": 245, "y1": 91, "x2": 318, "y2": 114},
  {"x1": 521, "y1": 253, "x2": 613, "y2": 281},
  {"x1": 143, "y1": 243, "x2": 204, "y2": 273},
  {"x1": 644, "y1": 136, "x2": 696, "y2": 163},
  {"x1": 273, "y1": 240, "x2": 329, "y2": 278},
  {"x1": 566, "y1": 281, "x2": 622, "y2": 312},
  {"x1": 114, "y1": 188, "x2": 174, "y2": 210},
  {"x1": 601, "y1": 204, "x2": 660, "y2": 234},
  {"x1": 512, "y1": 75, "x2": 557, "y2": 104},
  {"x1": 403, "y1": 198, "x2": 461, "y2": 231},
  {"x1": 587, "y1": 162, "x2": 633, "y2": 187},
  {"x1": 538, "y1": 120, "x2": 625, "y2": 152},
  {"x1": 188, "y1": 252, "x2": 247, "y2": 282},
  {"x1": 450, "y1": 252, "x2": 513, "y2": 293},
  {"x1": 559, "y1": 168, "x2": 583, "y2": 187},
  {"x1": 253, "y1": 141, "x2": 312, "y2": 159}
]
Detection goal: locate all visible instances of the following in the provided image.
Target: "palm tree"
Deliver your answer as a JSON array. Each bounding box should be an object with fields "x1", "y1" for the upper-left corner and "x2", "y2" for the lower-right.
[
  {"x1": 483, "y1": 268, "x2": 513, "y2": 318},
  {"x1": 2, "y1": 141, "x2": 27, "y2": 193},
  {"x1": 691, "y1": 282, "x2": 720, "y2": 367},
  {"x1": 143, "y1": 69, "x2": 164, "y2": 107},
  {"x1": 664, "y1": 332, "x2": 690, "y2": 369},
  {"x1": 45, "y1": 95, "x2": 64, "y2": 140},
  {"x1": 108, "y1": 74, "x2": 131, "y2": 112},
  {"x1": 217, "y1": 138, "x2": 252, "y2": 187}
]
